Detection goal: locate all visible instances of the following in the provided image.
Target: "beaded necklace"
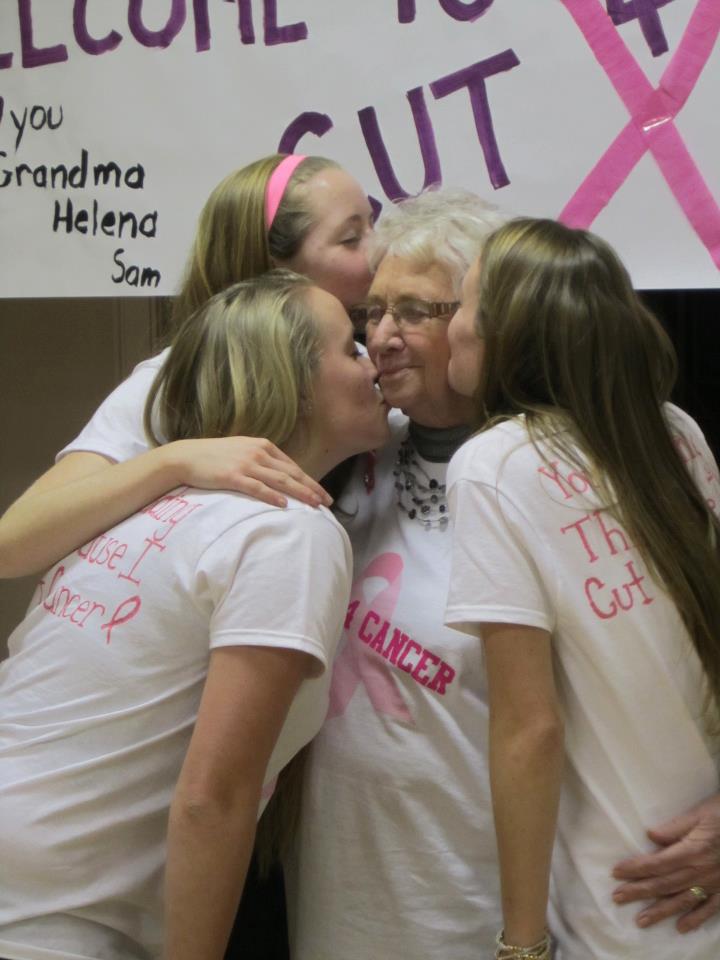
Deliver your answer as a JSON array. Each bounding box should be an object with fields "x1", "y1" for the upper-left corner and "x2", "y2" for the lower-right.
[
  {"x1": 393, "y1": 436, "x2": 449, "y2": 529},
  {"x1": 392, "y1": 423, "x2": 472, "y2": 529}
]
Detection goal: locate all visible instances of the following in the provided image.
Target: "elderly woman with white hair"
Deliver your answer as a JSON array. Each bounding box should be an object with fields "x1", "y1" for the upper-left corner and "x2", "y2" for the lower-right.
[{"x1": 286, "y1": 188, "x2": 507, "y2": 960}]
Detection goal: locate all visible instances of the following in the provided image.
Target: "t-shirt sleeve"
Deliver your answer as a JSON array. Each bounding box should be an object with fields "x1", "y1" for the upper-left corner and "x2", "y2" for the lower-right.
[
  {"x1": 56, "y1": 353, "x2": 166, "y2": 464},
  {"x1": 196, "y1": 507, "x2": 352, "y2": 674},
  {"x1": 665, "y1": 404, "x2": 720, "y2": 519},
  {"x1": 445, "y1": 476, "x2": 555, "y2": 636}
]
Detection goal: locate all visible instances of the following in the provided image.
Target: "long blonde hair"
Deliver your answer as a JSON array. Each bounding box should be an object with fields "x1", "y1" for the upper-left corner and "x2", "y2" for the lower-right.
[
  {"x1": 474, "y1": 217, "x2": 720, "y2": 724},
  {"x1": 145, "y1": 269, "x2": 318, "y2": 446},
  {"x1": 145, "y1": 269, "x2": 324, "y2": 869},
  {"x1": 171, "y1": 155, "x2": 340, "y2": 329}
]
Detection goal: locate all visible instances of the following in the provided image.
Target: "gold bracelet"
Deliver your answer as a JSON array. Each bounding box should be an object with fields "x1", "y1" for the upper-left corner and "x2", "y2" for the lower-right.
[{"x1": 495, "y1": 929, "x2": 551, "y2": 960}]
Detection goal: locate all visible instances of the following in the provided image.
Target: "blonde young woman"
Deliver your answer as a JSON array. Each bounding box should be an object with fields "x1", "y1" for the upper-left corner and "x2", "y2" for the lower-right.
[
  {"x1": 0, "y1": 153, "x2": 374, "y2": 579},
  {"x1": 0, "y1": 271, "x2": 390, "y2": 960},
  {"x1": 445, "y1": 218, "x2": 720, "y2": 959}
]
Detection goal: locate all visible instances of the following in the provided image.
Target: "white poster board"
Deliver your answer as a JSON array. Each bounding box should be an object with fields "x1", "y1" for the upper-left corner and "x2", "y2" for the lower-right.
[{"x1": 1, "y1": 0, "x2": 718, "y2": 295}]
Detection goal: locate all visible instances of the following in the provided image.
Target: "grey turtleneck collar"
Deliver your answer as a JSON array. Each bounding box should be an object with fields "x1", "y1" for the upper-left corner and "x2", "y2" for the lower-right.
[{"x1": 407, "y1": 421, "x2": 473, "y2": 464}]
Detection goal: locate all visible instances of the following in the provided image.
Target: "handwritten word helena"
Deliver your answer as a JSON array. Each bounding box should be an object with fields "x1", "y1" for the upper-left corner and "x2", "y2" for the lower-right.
[
  {"x1": 1, "y1": 1, "x2": 496, "y2": 70},
  {"x1": 54, "y1": 200, "x2": 158, "y2": 240}
]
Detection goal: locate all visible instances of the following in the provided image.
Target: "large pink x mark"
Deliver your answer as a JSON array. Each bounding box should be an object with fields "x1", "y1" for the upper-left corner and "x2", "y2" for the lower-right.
[{"x1": 560, "y1": 0, "x2": 720, "y2": 269}]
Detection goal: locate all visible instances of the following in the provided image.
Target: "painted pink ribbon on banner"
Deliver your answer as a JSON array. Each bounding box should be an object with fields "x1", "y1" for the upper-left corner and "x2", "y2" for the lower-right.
[
  {"x1": 559, "y1": 0, "x2": 720, "y2": 269},
  {"x1": 328, "y1": 552, "x2": 413, "y2": 724}
]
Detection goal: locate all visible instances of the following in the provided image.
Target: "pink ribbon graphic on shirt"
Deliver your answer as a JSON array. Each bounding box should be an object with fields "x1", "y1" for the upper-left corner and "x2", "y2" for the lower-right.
[
  {"x1": 559, "y1": 0, "x2": 720, "y2": 269},
  {"x1": 327, "y1": 552, "x2": 414, "y2": 725}
]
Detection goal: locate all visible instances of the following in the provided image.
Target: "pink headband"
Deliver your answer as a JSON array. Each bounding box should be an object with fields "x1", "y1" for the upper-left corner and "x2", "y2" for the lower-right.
[{"x1": 265, "y1": 154, "x2": 307, "y2": 229}]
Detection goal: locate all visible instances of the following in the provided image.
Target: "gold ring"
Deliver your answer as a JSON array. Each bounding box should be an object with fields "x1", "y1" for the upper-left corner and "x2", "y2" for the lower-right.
[{"x1": 689, "y1": 885, "x2": 709, "y2": 903}]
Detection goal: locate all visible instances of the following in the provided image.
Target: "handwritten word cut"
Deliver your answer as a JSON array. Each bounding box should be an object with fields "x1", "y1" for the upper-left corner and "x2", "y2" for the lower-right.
[
  {"x1": 280, "y1": 51, "x2": 520, "y2": 206},
  {"x1": 559, "y1": 0, "x2": 720, "y2": 269},
  {"x1": 584, "y1": 560, "x2": 654, "y2": 620}
]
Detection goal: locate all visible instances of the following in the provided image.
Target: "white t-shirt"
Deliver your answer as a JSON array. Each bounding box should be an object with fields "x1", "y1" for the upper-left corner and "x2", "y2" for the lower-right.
[
  {"x1": 287, "y1": 418, "x2": 502, "y2": 960},
  {"x1": 445, "y1": 406, "x2": 720, "y2": 960},
  {"x1": 0, "y1": 487, "x2": 351, "y2": 960},
  {"x1": 57, "y1": 351, "x2": 168, "y2": 463}
]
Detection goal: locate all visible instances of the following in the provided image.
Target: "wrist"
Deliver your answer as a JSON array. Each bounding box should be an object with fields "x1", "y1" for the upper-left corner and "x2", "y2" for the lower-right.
[
  {"x1": 495, "y1": 929, "x2": 551, "y2": 960},
  {"x1": 154, "y1": 440, "x2": 192, "y2": 488}
]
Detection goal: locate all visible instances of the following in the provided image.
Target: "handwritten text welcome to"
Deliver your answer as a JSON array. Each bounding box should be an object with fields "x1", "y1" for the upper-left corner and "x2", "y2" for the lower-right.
[{"x1": 1, "y1": 0, "x2": 718, "y2": 295}]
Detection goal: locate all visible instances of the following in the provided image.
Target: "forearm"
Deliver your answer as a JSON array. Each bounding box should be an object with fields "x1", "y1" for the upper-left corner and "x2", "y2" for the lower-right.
[
  {"x1": 0, "y1": 445, "x2": 184, "y2": 577},
  {"x1": 163, "y1": 787, "x2": 260, "y2": 960},
  {"x1": 490, "y1": 713, "x2": 564, "y2": 946}
]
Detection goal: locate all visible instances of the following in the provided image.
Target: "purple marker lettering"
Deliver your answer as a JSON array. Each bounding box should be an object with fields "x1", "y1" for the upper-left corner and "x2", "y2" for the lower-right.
[
  {"x1": 398, "y1": 0, "x2": 416, "y2": 22},
  {"x1": 438, "y1": 0, "x2": 494, "y2": 22},
  {"x1": 193, "y1": 0, "x2": 211, "y2": 50},
  {"x1": 128, "y1": 0, "x2": 186, "y2": 49},
  {"x1": 232, "y1": 0, "x2": 255, "y2": 44},
  {"x1": 73, "y1": 0, "x2": 122, "y2": 55},
  {"x1": 606, "y1": 0, "x2": 674, "y2": 57},
  {"x1": 368, "y1": 195, "x2": 383, "y2": 222},
  {"x1": 278, "y1": 111, "x2": 333, "y2": 153},
  {"x1": 19, "y1": 0, "x2": 68, "y2": 68},
  {"x1": 430, "y1": 51, "x2": 520, "y2": 190},
  {"x1": 358, "y1": 86, "x2": 441, "y2": 202},
  {"x1": 264, "y1": 0, "x2": 308, "y2": 45},
  {"x1": 0, "y1": 52, "x2": 11, "y2": 70}
]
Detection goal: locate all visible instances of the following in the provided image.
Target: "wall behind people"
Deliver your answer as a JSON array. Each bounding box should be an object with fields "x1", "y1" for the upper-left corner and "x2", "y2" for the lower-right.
[
  {"x1": 0, "y1": 297, "x2": 168, "y2": 651},
  {"x1": 646, "y1": 288, "x2": 720, "y2": 457}
]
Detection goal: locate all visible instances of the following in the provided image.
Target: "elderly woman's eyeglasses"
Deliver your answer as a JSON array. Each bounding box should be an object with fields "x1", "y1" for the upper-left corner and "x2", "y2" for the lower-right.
[{"x1": 349, "y1": 299, "x2": 460, "y2": 331}]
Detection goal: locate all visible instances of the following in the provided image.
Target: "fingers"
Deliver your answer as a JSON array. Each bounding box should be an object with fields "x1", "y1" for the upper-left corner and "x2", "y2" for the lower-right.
[
  {"x1": 234, "y1": 477, "x2": 288, "y2": 510},
  {"x1": 627, "y1": 889, "x2": 720, "y2": 933},
  {"x1": 172, "y1": 437, "x2": 335, "y2": 507},
  {"x1": 252, "y1": 441, "x2": 332, "y2": 506},
  {"x1": 646, "y1": 809, "x2": 700, "y2": 847},
  {"x1": 265, "y1": 462, "x2": 332, "y2": 506},
  {"x1": 613, "y1": 866, "x2": 699, "y2": 903},
  {"x1": 613, "y1": 844, "x2": 687, "y2": 881},
  {"x1": 237, "y1": 468, "x2": 332, "y2": 509},
  {"x1": 677, "y1": 892, "x2": 720, "y2": 932}
]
